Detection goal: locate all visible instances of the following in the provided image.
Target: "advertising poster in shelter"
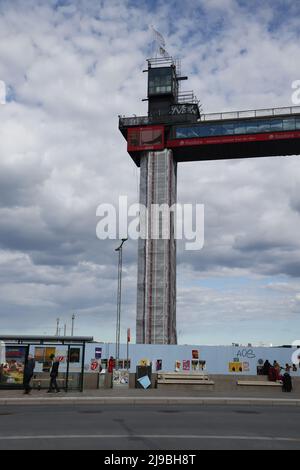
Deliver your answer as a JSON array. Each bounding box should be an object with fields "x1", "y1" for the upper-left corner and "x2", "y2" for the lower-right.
[
  {"x1": 56, "y1": 349, "x2": 67, "y2": 364},
  {"x1": 33, "y1": 346, "x2": 68, "y2": 372},
  {"x1": 69, "y1": 348, "x2": 81, "y2": 364},
  {"x1": 183, "y1": 360, "x2": 191, "y2": 371},
  {"x1": 34, "y1": 347, "x2": 44, "y2": 363},
  {"x1": 0, "y1": 345, "x2": 27, "y2": 386},
  {"x1": 68, "y1": 347, "x2": 82, "y2": 372}
]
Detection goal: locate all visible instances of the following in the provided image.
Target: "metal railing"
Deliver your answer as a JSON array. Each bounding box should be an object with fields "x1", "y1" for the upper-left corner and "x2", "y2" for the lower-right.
[
  {"x1": 119, "y1": 106, "x2": 300, "y2": 129},
  {"x1": 119, "y1": 115, "x2": 150, "y2": 127},
  {"x1": 178, "y1": 91, "x2": 199, "y2": 105},
  {"x1": 200, "y1": 105, "x2": 300, "y2": 121},
  {"x1": 147, "y1": 57, "x2": 176, "y2": 68},
  {"x1": 119, "y1": 114, "x2": 199, "y2": 128}
]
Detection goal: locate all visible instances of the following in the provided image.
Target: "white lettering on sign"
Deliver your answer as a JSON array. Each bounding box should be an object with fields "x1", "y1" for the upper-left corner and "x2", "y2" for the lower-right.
[{"x1": 170, "y1": 104, "x2": 198, "y2": 116}]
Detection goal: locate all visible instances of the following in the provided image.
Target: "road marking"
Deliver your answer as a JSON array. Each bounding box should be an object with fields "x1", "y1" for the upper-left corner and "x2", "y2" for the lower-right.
[{"x1": 0, "y1": 434, "x2": 299, "y2": 442}]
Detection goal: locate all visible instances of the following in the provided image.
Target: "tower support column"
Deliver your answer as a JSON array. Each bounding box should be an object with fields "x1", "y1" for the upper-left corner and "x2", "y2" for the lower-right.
[{"x1": 136, "y1": 149, "x2": 177, "y2": 344}]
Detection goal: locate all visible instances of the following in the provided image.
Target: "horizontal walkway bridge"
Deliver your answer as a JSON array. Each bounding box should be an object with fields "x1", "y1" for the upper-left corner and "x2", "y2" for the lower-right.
[{"x1": 119, "y1": 105, "x2": 300, "y2": 165}]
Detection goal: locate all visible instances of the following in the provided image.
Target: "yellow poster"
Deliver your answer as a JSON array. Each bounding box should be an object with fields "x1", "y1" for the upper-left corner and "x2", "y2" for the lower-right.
[
  {"x1": 229, "y1": 362, "x2": 243, "y2": 373},
  {"x1": 45, "y1": 347, "x2": 56, "y2": 361},
  {"x1": 138, "y1": 358, "x2": 150, "y2": 367}
]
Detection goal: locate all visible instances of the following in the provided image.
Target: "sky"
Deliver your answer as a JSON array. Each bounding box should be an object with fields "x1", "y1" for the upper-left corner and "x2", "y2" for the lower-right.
[{"x1": 0, "y1": 0, "x2": 300, "y2": 345}]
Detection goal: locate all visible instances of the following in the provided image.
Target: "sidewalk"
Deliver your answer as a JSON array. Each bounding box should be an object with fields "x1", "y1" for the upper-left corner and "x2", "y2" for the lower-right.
[{"x1": 0, "y1": 388, "x2": 300, "y2": 406}]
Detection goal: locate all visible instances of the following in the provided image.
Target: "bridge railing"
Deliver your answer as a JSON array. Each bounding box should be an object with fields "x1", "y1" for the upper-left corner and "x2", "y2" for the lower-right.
[
  {"x1": 119, "y1": 114, "x2": 198, "y2": 128},
  {"x1": 200, "y1": 106, "x2": 300, "y2": 121},
  {"x1": 119, "y1": 116, "x2": 150, "y2": 127},
  {"x1": 119, "y1": 106, "x2": 300, "y2": 128}
]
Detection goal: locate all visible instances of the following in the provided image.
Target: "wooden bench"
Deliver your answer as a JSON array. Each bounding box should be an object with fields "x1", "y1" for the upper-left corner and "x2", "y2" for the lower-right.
[
  {"x1": 237, "y1": 381, "x2": 282, "y2": 387},
  {"x1": 157, "y1": 372, "x2": 214, "y2": 386}
]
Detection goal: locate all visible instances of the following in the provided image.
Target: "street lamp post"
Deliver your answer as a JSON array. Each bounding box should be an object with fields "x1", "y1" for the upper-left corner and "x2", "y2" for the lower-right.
[
  {"x1": 71, "y1": 314, "x2": 75, "y2": 337},
  {"x1": 56, "y1": 318, "x2": 60, "y2": 337},
  {"x1": 115, "y1": 238, "x2": 127, "y2": 369}
]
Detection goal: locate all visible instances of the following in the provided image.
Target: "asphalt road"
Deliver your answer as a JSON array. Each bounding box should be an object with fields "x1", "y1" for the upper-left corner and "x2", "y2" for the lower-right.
[{"x1": 0, "y1": 404, "x2": 299, "y2": 450}]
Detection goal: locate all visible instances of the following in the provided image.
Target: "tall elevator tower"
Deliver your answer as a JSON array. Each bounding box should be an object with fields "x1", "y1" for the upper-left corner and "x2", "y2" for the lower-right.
[
  {"x1": 137, "y1": 148, "x2": 177, "y2": 344},
  {"x1": 120, "y1": 57, "x2": 200, "y2": 344},
  {"x1": 138, "y1": 60, "x2": 178, "y2": 345}
]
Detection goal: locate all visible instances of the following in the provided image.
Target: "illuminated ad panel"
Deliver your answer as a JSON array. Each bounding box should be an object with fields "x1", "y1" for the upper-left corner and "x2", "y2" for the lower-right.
[
  {"x1": 0, "y1": 344, "x2": 27, "y2": 386},
  {"x1": 128, "y1": 126, "x2": 165, "y2": 152}
]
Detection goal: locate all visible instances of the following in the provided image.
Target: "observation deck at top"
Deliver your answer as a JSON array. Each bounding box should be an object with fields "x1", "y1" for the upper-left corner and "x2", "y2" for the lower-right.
[{"x1": 119, "y1": 105, "x2": 300, "y2": 166}]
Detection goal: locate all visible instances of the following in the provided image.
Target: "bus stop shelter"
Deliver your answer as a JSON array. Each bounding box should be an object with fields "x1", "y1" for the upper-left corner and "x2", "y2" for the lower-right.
[{"x1": 0, "y1": 336, "x2": 94, "y2": 392}]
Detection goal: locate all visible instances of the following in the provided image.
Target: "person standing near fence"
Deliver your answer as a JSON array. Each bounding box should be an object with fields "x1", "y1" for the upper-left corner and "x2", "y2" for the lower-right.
[
  {"x1": 262, "y1": 360, "x2": 271, "y2": 376},
  {"x1": 108, "y1": 356, "x2": 115, "y2": 374},
  {"x1": 47, "y1": 355, "x2": 60, "y2": 393},
  {"x1": 282, "y1": 373, "x2": 293, "y2": 393}
]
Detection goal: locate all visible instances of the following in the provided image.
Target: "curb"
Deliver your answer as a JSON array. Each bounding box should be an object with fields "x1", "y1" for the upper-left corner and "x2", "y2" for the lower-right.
[{"x1": 1, "y1": 397, "x2": 300, "y2": 406}]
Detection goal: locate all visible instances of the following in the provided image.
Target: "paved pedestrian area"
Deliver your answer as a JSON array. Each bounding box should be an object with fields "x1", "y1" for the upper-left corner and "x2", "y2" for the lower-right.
[
  {"x1": 0, "y1": 387, "x2": 299, "y2": 406},
  {"x1": 0, "y1": 387, "x2": 299, "y2": 397}
]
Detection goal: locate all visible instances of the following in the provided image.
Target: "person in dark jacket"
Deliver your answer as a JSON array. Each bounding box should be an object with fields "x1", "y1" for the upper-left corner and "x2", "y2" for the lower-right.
[
  {"x1": 23, "y1": 355, "x2": 35, "y2": 395},
  {"x1": 47, "y1": 356, "x2": 60, "y2": 393},
  {"x1": 282, "y1": 373, "x2": 293, "y2": 393},
  {"x1": 262, "y1": 360, "x2": 271, "y2": 376}
]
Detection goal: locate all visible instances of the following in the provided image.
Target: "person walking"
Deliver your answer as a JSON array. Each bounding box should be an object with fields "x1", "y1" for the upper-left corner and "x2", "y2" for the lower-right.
[
  {"x1": 47, "y1": 356, "x2": 60, "y2": 393},
  {"x1": 107, "y1": 356, "x2": 115, "y2": 389},
  {"x1": 23, "y1": 355, "x2": 35, "y2": 395}
]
